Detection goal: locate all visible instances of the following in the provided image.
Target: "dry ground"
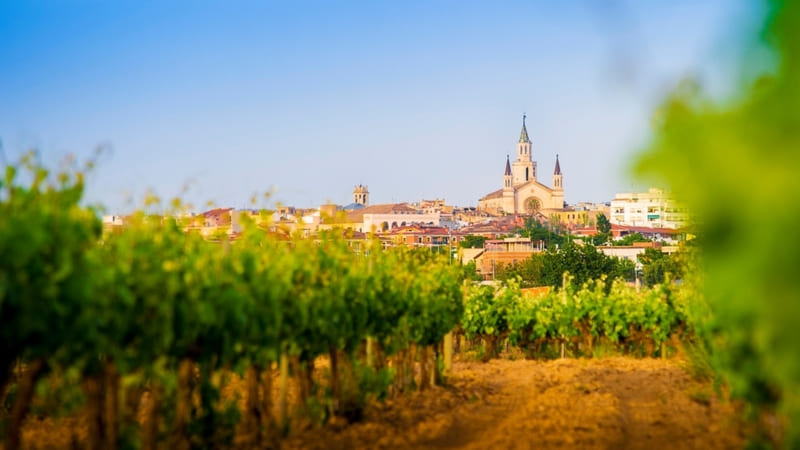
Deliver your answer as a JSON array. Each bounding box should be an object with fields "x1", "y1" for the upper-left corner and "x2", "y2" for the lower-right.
[
  {"x1": 14, "y1": 357, "x2": 746, "y2": 449},
  {"x1": 282, "y1": 357, "x2": 745, "y2": 450}
]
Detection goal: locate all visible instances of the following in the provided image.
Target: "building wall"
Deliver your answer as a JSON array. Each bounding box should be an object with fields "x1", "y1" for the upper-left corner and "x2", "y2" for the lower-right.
[
  {"x1": 360, "y1": 212, "x2": 442, "y2": 232},
  {"x1": 479, "y1": 251, "x2": 537, "y2": 279},
  {"x1": 610, "y1": 188, "x2": 688, "y2": 229}
]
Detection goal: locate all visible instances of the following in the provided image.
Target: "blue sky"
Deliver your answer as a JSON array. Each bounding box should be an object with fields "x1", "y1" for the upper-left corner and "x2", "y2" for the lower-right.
[{"x1": 0, "y1": 1, "x2": 760, "y2": 212}]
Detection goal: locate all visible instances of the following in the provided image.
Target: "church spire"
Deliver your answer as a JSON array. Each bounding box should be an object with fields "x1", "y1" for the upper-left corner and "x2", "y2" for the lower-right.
[
  {"x1": 552, "y1": 154, "x2": 563, "y2": 191},
  {"x1": 505, "y1": 154, "x2": 512, "y2": 176},
  {"x1": 519, "y1": 114, "x2": 530, "y2": 143}
]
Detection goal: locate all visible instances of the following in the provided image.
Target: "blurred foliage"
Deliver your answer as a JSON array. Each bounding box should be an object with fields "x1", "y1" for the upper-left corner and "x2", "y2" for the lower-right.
[
  {"x1": 0, "y1": 157, "x2": 465, "y2": 447},
  {"x1": 459, "y1": 260, "x2": 483, "y2": 282},
  {"x1": 634, "y1": 0, "x2": 800, "y2": 445},
  {"x1": 637, "y1": 247, "x2": 686, "y2": 288}
]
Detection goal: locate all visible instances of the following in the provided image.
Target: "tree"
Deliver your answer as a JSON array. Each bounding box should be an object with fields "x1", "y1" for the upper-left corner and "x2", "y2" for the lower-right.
[
  {"x1": 459, "y1": 235, "x2": 487, "y2": 249},
  {"x1": 592, "y1": 232, "x2": 610, "y2": 246},
  {"x1": 493, "y1": 255, "x2": 544, "y2": 287},
  {"x1": 539, "y1": 241, "x2": 634, "y2": 289},
  {"x1": 596, "y1": 213, "x2": 611, "y2": 234},
  {"x1": 613, "y1": 232, "x2": 650, "y2": 246},
  {"x1": 638, "y1": 248, "x2": 684, "y2": 287},
  {"x1": 517, "y1": 217, "x2": 565, "y2": 249},
  {"x1": 459, "y1": 260, "x2": 483, "y2": 282}
]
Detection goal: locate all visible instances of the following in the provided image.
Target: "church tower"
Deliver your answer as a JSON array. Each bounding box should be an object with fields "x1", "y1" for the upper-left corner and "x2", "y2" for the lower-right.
[
  {"x1": 503, "y1": 155, "x2": 513, "y2": 190},
  {"x1": 551, "y1": 155, "x2": 564, "y2": 209},
  {"x1": 512, "y1": 114, "x2": 536, "y2": 185},
  {"x1": 353, "y1": 184, "x2": 369, "y2": 206},
  {"x1": 552, "y1": 154, "x2": 563, "y2": 190},
  {"x1": 502, "y1": 155, "x2": 515, "y2": 213}
]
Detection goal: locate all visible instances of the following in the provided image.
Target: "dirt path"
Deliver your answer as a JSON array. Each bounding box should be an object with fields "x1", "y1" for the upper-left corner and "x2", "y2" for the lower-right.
[{"x1": 284, "y1": 357, "x2": 746, "y2": 449}]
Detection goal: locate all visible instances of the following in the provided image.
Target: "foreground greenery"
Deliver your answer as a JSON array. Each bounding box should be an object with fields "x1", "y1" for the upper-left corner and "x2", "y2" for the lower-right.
[
  {"x1": 0, "y1": 160, "x2": 463, "y2": 449},
  {"x1": 0, "y1": 143, "x2": 791, "y2": 448},
  {"x1": 634, "y1": 0, "x2": 800, "y2": 446}
]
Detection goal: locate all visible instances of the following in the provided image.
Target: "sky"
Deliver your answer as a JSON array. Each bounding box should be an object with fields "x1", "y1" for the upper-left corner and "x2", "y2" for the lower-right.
[{"x1": 0, "y1": 1, "x2": 762, "y2": 213}]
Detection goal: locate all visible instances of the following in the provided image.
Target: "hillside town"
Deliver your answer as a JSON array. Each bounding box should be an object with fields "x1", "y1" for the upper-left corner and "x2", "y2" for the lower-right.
[{"x1": 101, "y1": 116, "x2": 689, "y2": 282}]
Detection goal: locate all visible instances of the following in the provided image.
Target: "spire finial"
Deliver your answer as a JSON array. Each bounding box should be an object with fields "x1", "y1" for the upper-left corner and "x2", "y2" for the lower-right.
[{"x1": 519, "y1": 114, "x2": 530, "y2": 143}]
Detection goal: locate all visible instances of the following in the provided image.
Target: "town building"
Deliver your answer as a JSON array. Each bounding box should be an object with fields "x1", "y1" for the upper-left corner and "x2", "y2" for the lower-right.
[
  {"x1": 381, "y1": 225, "x2": 459, "y2": 248},
  {"x1": 599, "y1": 242, "x2": 680, "y2": 273},
  {"x1": 468, "y1": 237, "x2": 544, "y2": 280},
  {"x1": 610, "y1": 188, "x2": 688, "y2": 229},
  {"x1": 344, "y1": 203, "x2": 446, "y2": 233},
  {"x1": 571, "y1": 224, "x2": 683, "y2": 243},
  {"x1": 478, "y1": 115, "x2": 565, "y2": 215}
]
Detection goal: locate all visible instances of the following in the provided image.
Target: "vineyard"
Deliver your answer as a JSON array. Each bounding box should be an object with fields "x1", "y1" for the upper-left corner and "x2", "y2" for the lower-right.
[
  {"x1": 461, "y1": 277, "x2": 692, "y2": 362},
  {"x1": 0, "y1": 161, "x2": 720, "y2": 449}
]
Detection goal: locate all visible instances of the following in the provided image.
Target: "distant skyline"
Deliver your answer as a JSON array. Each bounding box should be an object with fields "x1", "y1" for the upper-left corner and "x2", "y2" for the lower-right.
[{"x1": 0, "y1": 1, "x2": 762, "y2": 212}]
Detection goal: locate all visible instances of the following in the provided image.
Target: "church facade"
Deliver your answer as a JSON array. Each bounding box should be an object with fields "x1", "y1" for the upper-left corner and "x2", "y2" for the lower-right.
[{"x1": 478, "y1": 116, "x2": 564, "y2": 215}]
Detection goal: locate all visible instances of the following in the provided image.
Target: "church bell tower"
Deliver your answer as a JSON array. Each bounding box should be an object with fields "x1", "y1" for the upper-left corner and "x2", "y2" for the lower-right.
[
  {"x1": 512, "y1": 114, "x2": 536, "y2": 185},
  {"x1": 353, "y1": 184, "x2": 369, "y2": 206}
]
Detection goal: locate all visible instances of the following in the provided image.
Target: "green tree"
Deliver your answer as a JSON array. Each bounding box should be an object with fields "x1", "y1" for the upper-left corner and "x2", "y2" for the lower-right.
[
  {"x1": 596, "y1": 213, "x2": 611, "y2": 233},
  {"x1": 592, "y1": 213, "x2": 612, "y2": 245},
  {"x1": 518, "y1": 217, "x2": 565, "y2": 249},
  {"x1": 540, "y1": 241, "x2": 634, "y2": 289},
  {"x1": 493, "y1": 255, "x2": 544, "y2": 287},
  {"x1": 613, "y1": 232, "x2": 650, "y2": 246},
  {"x1": 637, "y1": 247, "x2": 680, "y2": 287},
  {"x1": 460, "y1": 260, "x2": 483, "y2": 282},
  {"x1": 592, "y1": 232, "x2": 610, "y2": 246},
  {"x1": 459, "y1": 235, "x2": 487, "y2": 249}
]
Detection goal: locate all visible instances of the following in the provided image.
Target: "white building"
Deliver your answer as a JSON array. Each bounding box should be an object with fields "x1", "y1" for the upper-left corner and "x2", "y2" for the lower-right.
[
  {"x1": 102, "y1": 215, "x2": 126, "y2": 226},
  {"x1": 609, "y1": 188, "x2": 688, "y2": 229},
  {"x1": 361, "y1": 212, "x2": 443, "y2": 233}
]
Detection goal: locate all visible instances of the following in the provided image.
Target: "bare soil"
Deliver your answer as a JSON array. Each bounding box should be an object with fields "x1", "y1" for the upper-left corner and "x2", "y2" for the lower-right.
[
  {"x1": 283, "y1": 357, "x2": 745, "y2": 450},
  {"x1": 14, "y1": 357, "x2": 746, "y2": 449}
]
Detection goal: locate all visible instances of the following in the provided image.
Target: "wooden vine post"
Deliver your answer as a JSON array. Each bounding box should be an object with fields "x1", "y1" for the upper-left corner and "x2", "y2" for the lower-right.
[
  {"x1": 443, "y1": 332, "x2": 453, "y2": 374},
  {"x1": 278, "y1": 353, "x2": 289, "y2": 432}
]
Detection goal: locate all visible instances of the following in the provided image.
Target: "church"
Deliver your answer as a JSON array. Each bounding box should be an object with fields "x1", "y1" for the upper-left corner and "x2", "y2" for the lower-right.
[{"x1": 478, "y1": 115, "x2": 564, "y2": 215}]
